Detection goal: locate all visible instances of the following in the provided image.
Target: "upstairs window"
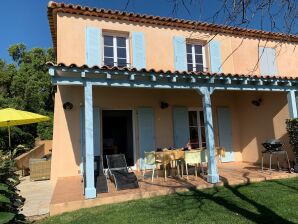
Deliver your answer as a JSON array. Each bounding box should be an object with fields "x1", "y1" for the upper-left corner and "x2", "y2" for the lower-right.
[
  {"x1": 186, "y1": 43, "x2": 205, "y2": 72},
  {"x1": 103, "y1": 35, "x2": 129, "y2": 67}
]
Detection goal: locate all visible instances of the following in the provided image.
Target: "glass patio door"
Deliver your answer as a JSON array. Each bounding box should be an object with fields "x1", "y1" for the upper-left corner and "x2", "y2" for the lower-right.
[{"x1": 188, "y1": 110, "x2": 206, "y2": 148}]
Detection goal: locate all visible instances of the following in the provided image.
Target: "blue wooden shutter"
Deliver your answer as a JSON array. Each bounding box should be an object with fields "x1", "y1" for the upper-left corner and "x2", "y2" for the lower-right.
[
  {"x1": 259, "y1": 47, "x2": 278, "y2": 76},
  {"x1": 209, "y1": 40, "x2": 222, "y2": 73},
  {"x1": 93, "y1": 107, "x2": 101, "y2": 156},
  {"x1": 266, "y1": 48, "x2": 277, "y2": 75},
  {"x1": 86, "y1": 27, "x2": 102, "y2": 67},
  {"x1": 259, "y1": 47, "x2": 268, "y2": 75},
  {"x1": 138, "y1": 108, "x2": 155, "y2": 170},
  {"x1": 296, "y1": 92, "x2": 298, "y2": 113},
  {"x1": 80, "y1": 106, "x2": 85, "y2": 175},
  {"x1": 173, "y1": 36, "x2": 187, "y2": 71},
  {"x1": 217, "y1": 107, "x2": 234, "y2": 162},
  {"x1": 173, "y1": 107, "x2": 189, "y2": 148},
  {"x1": 132, "y1": 32, "x2": 146, "y2": 69}
]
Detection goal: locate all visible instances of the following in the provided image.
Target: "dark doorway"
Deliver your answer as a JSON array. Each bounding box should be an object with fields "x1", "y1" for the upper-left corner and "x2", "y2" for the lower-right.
[{"x1": 102, "y1": 110, "x2": 134, "y2": 166}]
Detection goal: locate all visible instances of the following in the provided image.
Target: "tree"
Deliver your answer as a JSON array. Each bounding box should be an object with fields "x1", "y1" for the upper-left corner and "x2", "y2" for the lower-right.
[
  {"x1": 124, "y1": 0, "x2": 297, "y2": 72},
  {"x1": 0, "y1": 44, "x2": 55, "y2": 150},
  {"x1": 0, "y1": 44, "x2": 54, "y2": 223},
  {"x1": 156, "y1": 0, "x2": 297, "y2": 35},
  {"x1": 286, "y1": 119, "x2": 298, "y2": 172}
]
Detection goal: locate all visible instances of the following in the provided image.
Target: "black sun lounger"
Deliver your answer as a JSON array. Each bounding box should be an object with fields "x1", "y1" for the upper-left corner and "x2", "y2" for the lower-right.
[
  {"x1": 95, "y1": 156, "x2": 109, "y2": 193},
  {"x1": 106, "y1": 154, "x2": 139, "y2": 191}
]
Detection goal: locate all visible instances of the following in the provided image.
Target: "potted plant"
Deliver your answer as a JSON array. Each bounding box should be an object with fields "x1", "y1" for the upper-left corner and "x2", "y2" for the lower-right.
[{"x1": 286, "y1": 118, "x2": 298, "y2": 172}]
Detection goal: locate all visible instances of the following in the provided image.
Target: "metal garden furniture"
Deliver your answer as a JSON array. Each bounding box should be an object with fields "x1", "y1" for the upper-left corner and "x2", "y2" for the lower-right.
[
  {"x1": 261, "y1": 140, "x2": 291, "y2": 172},
  {"x1": 94, "y1": 156, "x2": 109, "y2": 193},
  {"x1": 106, "y1": 154, "x2": 139, "y2": 190}
]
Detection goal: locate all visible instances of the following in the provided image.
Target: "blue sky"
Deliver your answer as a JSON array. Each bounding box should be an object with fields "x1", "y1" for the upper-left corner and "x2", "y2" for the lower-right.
[{"x1": 1, "y1": 0, "x2": 296, "y2": 63}]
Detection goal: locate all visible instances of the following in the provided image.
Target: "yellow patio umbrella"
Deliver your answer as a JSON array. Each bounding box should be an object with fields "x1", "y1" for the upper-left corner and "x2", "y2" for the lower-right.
[{"x1": 0, "y1": 108, "x2": 50, "y2": 148}]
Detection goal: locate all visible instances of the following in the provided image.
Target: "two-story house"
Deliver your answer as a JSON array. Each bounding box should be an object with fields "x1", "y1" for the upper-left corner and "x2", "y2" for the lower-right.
[{"x1": 47, "y1": 1, "x2": 298, "y2": 200}]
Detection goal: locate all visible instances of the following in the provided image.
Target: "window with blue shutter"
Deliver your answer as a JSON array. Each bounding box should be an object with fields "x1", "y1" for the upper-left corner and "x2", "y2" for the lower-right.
[
  {"x1": 173, "y1": 107, "x2": 189, "y2": 148},
  {"x1": 93, "y1": 107, "x2": 101, "y2": 157},
  {"x1": 186, "y1": 43, "x2": 206, "y2": 72},
  {"x1": 138, "y1": 108, "x2": 155, "y2": 170},
  {"x1": 173, "y1": 36, "x2": 187, "y2": 71},
  {"x1": 85, "y1": 27, "x2": 102, "y2": 67},
  {"x1": 132, "y1": 32, "x2": 146, "y2": 69},
  {"x1": 217, "y1": 107, "x2": 234, "y2": 162},
  {"x1": 209, "y1": 40, "x2": 222, "y2": 73},
  {"x1": 103, "y1": 34, "x2": 129, "y2": 67},
  {"x1": 259, "y1": 47, "x2": 278, "y2": 75}
]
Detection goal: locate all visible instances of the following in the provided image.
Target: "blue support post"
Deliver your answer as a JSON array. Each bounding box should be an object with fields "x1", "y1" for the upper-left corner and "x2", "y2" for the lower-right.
[
  {"x1": 287, "y1": 91, "x2": 298, "y2": 119},
  {"x1": 197, "y1": 87, "x2": 219, "y2": 183},
  {"x1": 84, "y1": 81, "x2": 96, "y2": 199}
]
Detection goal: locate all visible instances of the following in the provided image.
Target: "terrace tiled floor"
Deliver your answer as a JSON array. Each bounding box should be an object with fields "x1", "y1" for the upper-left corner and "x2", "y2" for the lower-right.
[
  {"x1": 50, "y1": 162, "x2": 298, "y2": 216},
  {"x1": 18, "y1": 176, "x2": 54, "y2": 218}
]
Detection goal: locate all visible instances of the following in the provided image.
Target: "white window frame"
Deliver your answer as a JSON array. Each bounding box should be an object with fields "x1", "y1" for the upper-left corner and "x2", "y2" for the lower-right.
[
  {"x1": 188, "y1": 108, "x2": 206, "y2": 148},
  {"x1": 103, "y1": 33, "x2": 130, "y2": 67},
  {"x1": 186, "y1": 43, "x2": 207, "y2": 72}
]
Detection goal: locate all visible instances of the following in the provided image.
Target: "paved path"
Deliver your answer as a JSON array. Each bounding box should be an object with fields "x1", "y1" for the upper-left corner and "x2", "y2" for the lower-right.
[{"x1": 17, "y1": 176, "x2": 54, "y2": 217}]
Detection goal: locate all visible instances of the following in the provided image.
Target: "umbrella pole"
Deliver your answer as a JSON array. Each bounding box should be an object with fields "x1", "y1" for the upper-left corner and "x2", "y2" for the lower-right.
[
  {"x1": 8, "y1": 126, "x2": 11, "y2": 148},
  {"x1": 8, "y1": 126, "x2": 12, "y2": 159}
]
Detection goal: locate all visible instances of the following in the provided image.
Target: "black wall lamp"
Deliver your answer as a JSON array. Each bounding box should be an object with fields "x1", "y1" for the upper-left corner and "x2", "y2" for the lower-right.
[
  {"x1": 63, "y1": 102, "x2": 73, "y2": 111},
  {"x1": 160, "y1": 101, "x2": 169, "y2": 109},
  {"x1": 252, "y1": 98, "x2": 262, "y2": 107}
]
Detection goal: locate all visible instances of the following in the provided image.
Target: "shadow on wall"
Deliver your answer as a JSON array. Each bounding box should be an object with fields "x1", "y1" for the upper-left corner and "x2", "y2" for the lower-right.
[
  {"x1": 53, "y1": 86, "x2": 83, "y2": 177},
  {"x1": 278, "y1": 133, "x2": 295, "y2": 167},
  {"x1": 236, "y1": 91, "x2": 293, "y2": 164}
]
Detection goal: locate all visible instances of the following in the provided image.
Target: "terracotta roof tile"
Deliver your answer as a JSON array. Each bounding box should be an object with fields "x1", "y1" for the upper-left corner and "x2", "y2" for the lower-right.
[
  {"x1": 48, "y1": 1, "x2": 298, "y2": 55},
  {"x1": 46, "y1": 62, "x2": 297, "y2": 81}
]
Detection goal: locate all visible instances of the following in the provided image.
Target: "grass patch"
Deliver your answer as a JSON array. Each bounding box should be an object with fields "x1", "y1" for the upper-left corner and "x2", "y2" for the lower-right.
[{"x1": 39, "y1": 177, "x2": 298, "y2": 224}]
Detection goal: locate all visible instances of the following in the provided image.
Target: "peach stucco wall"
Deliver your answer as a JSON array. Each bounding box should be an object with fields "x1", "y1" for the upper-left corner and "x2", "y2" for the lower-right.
[
  {"x1": 51, "y1": 86, "x2": 293, "y2": 182},
  {"x1": 51, "y1": 13, "x2": 296, "y2": 181},
  {"x1": 56, "y1": 13, "x2": 298, "y2": 77},
  {"x1": 236, "y1": 91, "x2": 294, "y2": 163}
]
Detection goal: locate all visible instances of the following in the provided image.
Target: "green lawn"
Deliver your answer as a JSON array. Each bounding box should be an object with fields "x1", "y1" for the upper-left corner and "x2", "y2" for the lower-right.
[{"x1": 39, "y1": 177, "x2": 298, "y2": 224}]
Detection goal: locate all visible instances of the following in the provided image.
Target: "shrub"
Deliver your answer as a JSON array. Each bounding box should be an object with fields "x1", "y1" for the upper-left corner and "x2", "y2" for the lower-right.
[
  {"x1": 0, "y1": 150, "x2": 25, "y2": 223},
  {"x1": 286, "y1": 118, "x2": 298, "y2": 165},
  {"x1": 37, "y1": 112, "x2": 53, "y2": 140}
]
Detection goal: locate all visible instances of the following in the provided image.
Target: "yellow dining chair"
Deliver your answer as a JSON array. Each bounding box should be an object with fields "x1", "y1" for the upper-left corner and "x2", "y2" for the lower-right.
[
  {"x1": 172, "y1": 149, "x2": 184, "y2": 177},
  {"x1": 142, "y1": 151, "x2": 156, "y2": 182},
  {"x1": 200, "y1": 149, "x2": 208, "y2": 175},
  {"x1": 216, "y1": 147, "x2": 226, "y2": 164},
  {"x1": 155, "y1": 151, "x2": 172, "y2": 181},
  {"x1": 182, "y1": 150, "x2": 203, "y2": 180}
]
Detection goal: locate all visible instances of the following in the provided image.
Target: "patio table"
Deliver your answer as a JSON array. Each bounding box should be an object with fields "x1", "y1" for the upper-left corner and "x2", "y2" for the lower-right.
[
  {"x1": 155, "y1": 149, "x2": 204, "y2": 178},
  {"x1": 153, "y1": 147, "x2": 225, "y2": 179}
]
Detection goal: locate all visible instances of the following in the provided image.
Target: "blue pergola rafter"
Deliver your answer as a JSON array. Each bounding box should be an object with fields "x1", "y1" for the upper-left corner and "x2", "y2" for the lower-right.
[{"x1": 49, "y1": 66, "x2": 298, "y2": 92}]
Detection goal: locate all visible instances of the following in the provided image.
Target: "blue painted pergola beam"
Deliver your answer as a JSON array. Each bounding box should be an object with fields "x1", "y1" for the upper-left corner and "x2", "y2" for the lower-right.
[
  {"x1": 287, "y1": 90, "x2": 298, "y2": 118},
  {"x1": 51, "y1": 76, "x2": 297, "y2": 92},
  {"x1": 84, "y1": 81, "x2": 96, "y2": 199},
  {"x1": 49, "y1": 66, "x2": 298, "y2": 89},
  {"x1": 196, "y1": 87, "x2": 219, "y2": 183}
]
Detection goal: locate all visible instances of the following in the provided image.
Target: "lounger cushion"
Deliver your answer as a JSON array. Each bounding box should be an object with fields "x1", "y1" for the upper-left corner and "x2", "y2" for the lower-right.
[{"x1": 111, "y1": 170, "x2": 139, "y2": 190}]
